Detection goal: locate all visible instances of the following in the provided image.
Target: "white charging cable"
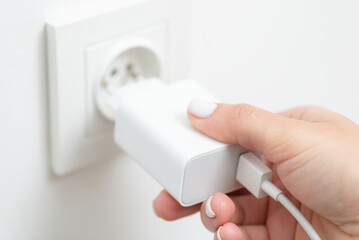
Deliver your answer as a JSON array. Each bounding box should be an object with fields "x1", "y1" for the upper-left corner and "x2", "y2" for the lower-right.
[{"x1": 236, "y1": 152, "x2": 321, "y2": 240}]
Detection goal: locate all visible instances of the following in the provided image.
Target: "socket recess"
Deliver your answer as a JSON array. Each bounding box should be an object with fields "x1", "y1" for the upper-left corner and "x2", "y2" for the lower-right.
[{"x1": 46, "y1": 0, "x2": 190, "y2": 175}]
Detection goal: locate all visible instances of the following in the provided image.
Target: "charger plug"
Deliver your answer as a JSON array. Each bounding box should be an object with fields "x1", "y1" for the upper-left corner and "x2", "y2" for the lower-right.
[{"x1": 108, "y1": 78, "x2": 247, "y2": 207}]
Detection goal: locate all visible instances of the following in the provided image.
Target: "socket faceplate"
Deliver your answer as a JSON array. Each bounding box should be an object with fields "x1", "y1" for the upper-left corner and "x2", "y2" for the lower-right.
[{"x1": 46, "y1": 0, "x2": 190, "y2": 175}]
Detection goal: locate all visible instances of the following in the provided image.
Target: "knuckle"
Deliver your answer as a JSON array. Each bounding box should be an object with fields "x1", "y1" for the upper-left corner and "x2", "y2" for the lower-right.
[
  {"x1": 228, "y1": 104, "x2": 258, "y2": 143},
  {"x1": 232, "y1": 104, "x2": 257, "y2": 122}
]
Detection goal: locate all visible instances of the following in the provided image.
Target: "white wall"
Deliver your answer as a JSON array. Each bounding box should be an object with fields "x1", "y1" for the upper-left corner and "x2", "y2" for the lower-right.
[
  {"x1": 1, "y1": 0, "x2": 359, "y2": 239},
  {"x1": 191, "y1": 0, "x2": 359, "y2": 122}
]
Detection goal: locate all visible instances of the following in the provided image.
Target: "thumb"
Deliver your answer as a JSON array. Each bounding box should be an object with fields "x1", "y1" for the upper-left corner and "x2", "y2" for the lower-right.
[{"x1": 187, "y1": 99, "x2": 313, "y2": 162}]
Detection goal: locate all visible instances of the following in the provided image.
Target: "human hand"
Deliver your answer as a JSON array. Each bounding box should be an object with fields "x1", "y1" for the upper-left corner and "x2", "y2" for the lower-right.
[{"x1": 153, "y1": 100, "x2": 359, "y2": 240}]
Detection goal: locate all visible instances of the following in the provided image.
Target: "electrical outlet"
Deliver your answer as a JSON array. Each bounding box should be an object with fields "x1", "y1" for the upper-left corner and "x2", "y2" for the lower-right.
[
  {"x1": 85, "y1": 22, "x2": 168, "y2": 136},
  {"x1": 46, "y1": 0, "x2": 190, "y2": 175}
]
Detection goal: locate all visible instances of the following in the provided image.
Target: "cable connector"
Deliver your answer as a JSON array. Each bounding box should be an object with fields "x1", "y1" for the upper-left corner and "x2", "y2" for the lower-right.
[
  {"x1": 236, "y1": 152, "x2": 321, "y2": 240},
  {"x1": 236, "y1": 152, "x2": 272, "y2": 198}
]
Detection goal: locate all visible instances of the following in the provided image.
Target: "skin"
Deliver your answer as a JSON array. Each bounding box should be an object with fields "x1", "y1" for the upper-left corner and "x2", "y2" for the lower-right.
[{"x1": 153, "y1": 104, "x2": 359, "y2": 240}]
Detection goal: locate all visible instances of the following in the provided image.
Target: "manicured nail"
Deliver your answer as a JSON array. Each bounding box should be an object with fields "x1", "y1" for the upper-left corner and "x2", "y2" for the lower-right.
[
  {"x1": 205, "y1": 196, "x2": 216, "y2": 218},
  {"x1": 188, "y1": 99, "x2": 218, "y2": 118},
  {"x1": 217, "y1": 226, "x2": 223, "y2": 240}
]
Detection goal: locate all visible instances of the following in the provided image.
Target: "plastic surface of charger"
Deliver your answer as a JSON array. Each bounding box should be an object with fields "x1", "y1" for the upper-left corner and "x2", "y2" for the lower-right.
[{"x1": 113, "y1": 79, "x2": 246, "y2": 206}]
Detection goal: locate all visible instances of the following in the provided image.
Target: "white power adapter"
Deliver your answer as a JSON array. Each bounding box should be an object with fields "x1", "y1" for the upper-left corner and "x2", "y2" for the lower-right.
[
  {"x1": 107, "y1": 78, "x2": 246, "y2": 206},
  {"x1": 102, "y1": 78, "x2": 321, "y2": 240}
]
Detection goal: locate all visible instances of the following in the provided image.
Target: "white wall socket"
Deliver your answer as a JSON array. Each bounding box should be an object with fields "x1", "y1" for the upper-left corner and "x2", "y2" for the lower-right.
[
  {"x1": 46, "y1": 0, "x2": 190, "y2": 175},
  {"x1": 86, "y1": 24, "x2": 167, "y2": 134}
]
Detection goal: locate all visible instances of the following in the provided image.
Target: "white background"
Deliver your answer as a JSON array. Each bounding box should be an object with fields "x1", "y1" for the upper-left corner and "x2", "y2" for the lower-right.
[{"x1": 1, "y1": 0, "x2": 359, "y2": 239}]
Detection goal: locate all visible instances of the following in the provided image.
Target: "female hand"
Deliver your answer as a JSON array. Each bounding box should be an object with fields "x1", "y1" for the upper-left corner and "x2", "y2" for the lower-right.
[{"x1": 153, "y1": 100, "x2": 359, "y2": 240}]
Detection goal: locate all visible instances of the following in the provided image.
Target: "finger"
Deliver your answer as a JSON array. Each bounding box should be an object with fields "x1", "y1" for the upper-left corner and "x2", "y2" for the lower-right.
[
  {"x1": 278, "y1": 105, "x2": 343, "y2": 122},
  {"x1": 200, "y1": 192, "x2": 235, "y2": 232},
  {"x1": 215, "y1": 223, "x2": 269, "y2": 240},
  {"x1": 153, "y1": 190, "x2": 200, "y2": 221},
  {"x1": 230, "y1": 194, "x2": 268, "y2": 226},
  {"x1": 214, "y1": 223, "x2": 243, "y2": 240},
  {"x1": 265, "y1": 198, "x2": 299, "y2": 240},
  {"x1": 201, "y1": 192, "x2": 268, "y2": 232},
  {"x1": 188, "y1": 100, "x2": 313, "y2": 161}
]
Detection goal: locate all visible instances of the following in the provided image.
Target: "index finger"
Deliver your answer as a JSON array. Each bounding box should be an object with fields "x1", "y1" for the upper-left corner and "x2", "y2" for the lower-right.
[{"x1": 153, "y1": 190, "x2": 201, "y2": 221}]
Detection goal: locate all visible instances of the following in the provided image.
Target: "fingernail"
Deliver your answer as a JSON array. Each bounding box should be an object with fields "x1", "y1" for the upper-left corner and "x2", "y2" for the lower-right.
[
  {"x1": 217, "y1": 226, "x2": 223, "y2": 240},
  {"x1": 205, "y1": 195, "x2": 216, "y2": 218},
  {"x1": 188, "y1": 99, "x2": 218, "y2": 118}
]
